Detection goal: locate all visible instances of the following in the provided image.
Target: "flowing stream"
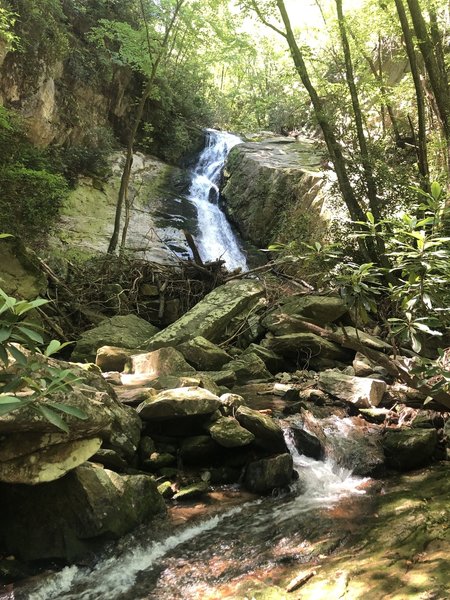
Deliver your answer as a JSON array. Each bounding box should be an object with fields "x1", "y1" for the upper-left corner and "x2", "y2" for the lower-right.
[
  {"x1": 26, "y1": 424, "x2": 370, "y2": 600},
  {"x1": 187, "y1": 129, "x2": 247, "y2": 271}
]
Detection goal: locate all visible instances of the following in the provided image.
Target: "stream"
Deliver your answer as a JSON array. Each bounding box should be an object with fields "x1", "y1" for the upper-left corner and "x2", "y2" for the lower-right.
[{"x1": 24, "y1": 423, "x2": 371, "y2": 600}]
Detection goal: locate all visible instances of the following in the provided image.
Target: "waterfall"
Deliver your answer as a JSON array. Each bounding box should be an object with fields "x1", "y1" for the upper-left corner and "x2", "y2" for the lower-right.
[{"x1": 187, "y1": 129, "x2": 247, "y2": 271}]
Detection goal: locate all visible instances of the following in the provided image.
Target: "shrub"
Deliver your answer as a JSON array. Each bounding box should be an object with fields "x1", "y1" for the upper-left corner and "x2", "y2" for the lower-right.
[{"x1": 0, "y1": 166, "x2": 68, "y2": 242}]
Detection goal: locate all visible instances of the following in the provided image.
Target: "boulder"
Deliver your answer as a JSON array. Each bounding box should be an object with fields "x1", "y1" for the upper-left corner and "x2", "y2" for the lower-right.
[
  {"x1": 222, "y1": 352, "x2": 272, "y2": 384},
  {"x1": 0, "y1": 463, "x2": 166, "y2": 561},
  {"x1": 142, "y1": 452, "x2": 176, "y2": 471},
  {"x1": 126, "y1": 347, "x2": 195, "y2": 377},
  {"x1": 352, "y1": 352, "x2": 376, "y2": 377},
  {"x1": 262, "y1": 295, "x2": 348, "y2": 333},
  {"x1": 0, "y1": 436, "x2": 102, "y2": 484},
  {"x1": 142, "y1": 280, "x2": 264, "y2": 349},
  {"x1": 96, "y1": 346, "x2": 137, "y2": 372},
  {"x1": 242, "y1": 344, "x2": 285, "y2": 374},
  {"x1": 219, "y1": 392, "x2": 246, "y2": 416},
  {"x1": 208, "y1": 417, "x2": 255, "y2": 448},
  {"x1": 72, "y1": 315, "x2": 160, "y2": 363},
  {"x1": 383, "y1": 429, "x2": 437, "y2": 470},
  {"x1": 91, "y1": 448, "x2": 128, "y2": 472},
  {"x1": 221, "y1": 138, "x2": 324, "y2": 247},
  {"x1": 178, "y1": 336, "x2": 231, "y2": 370},
  {"x1": 340, "y1": 327, "x2": 391, "y2": 352},
  {"x1": 0, "y1": 385, "x2": 141, "y2": 461},
  {"x1": 290, "y1": 425, "x2": 324, "y2": 460},
  {"x1": 243, "y1": 453, "x2": 293, "y2": 493},
  {"x1": 318, "y1": 371, "x2": 386, "y2": 408},
  {"x1": 194, "y1": 370, "x2": 237, "y2": 388},
  {"x1": 261, "y1": 332, "x2": 352, "y2": 364},
  {"x1": 235, "y1": 406, "x2": 287, "y2": 453},
  {"x1": 137, "y1": 386, "x2": 221, "y2": 420}
]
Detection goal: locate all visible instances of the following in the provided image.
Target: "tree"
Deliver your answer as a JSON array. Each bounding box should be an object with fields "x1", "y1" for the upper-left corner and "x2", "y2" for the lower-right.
[{"x1": 100, "y1": 0, "x2": 186, "y2": 255}]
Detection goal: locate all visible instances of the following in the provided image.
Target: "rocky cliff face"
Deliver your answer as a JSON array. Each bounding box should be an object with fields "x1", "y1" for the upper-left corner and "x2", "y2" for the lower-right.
[{"x1": 221, "y1": 136, "x2": 327, "y2": 248}]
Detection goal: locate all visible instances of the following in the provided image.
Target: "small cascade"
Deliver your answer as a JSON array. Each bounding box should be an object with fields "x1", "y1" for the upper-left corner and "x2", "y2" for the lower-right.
[
  {"x1": 187, "y1": 129, "x2": 247, "y2": 271},
  {"x1": 26, "y1": 423, "x2": 370, "y2": 600}
]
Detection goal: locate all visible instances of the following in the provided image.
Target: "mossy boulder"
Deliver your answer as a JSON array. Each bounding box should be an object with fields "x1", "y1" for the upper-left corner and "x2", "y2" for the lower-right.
[
  {"x1": 383, "y1": 429, "x2": 437, "y2": 470},
  {"x1": 208, "y1": 417, "x2": 255, "y2": 448},
  {"x1": 222, "y1": 352, "x2": 272, "y2": 384},
  {"x1": 235, "y1": 406, "x2": 287, "y2": 453},
  {"x1": 72, "y1": 315, "x2": 160, "y2": 363},
  {"x1": 0, "y1": 463, "x2": 166, "y2": 561},
  {"x1": 0, "y1": 237, "x2": 47, "y2": 299},
  {"x1": 243, "y1": 453, "x2": 293, "y2": 494},
  {"x1": 143, "y1": 280, "x2": 264, "y2": 349},
  {"x1": 137, "y1": 386, "x2": 221, "y2": 420},
  {"x1": 262, "y1": 295, "x2": 348, "y2": 332},
  {"x1": 178, "y1": 336, "x2": 231, "y2": 370}
]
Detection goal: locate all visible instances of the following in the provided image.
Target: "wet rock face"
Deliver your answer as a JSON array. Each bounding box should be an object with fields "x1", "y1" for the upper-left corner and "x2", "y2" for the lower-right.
[
  {"x1": 235, "y1": 406, "x2": 287, "y2": 454},
  {"x1": 243, "y1": 453, "x2": 293, "y2": 494},
  {"x1": 221, "y1": 138, "x2": 324, "y2": 247}
]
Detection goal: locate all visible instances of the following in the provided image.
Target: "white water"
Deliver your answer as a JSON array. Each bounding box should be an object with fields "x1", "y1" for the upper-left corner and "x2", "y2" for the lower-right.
[
  {"x1": 187, "y1": 129, "x2": 247, "y2": 271},
  {"x1": 27, "y1": 425, "x2": 368, "y2": 600}
]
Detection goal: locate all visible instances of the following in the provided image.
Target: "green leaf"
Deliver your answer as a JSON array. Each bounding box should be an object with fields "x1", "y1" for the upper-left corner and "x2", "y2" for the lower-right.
[
  {"x1": 0, "y1": 344, "x2": 8, "y2": 366},
  {"x1": 15, "y1": 325, "x2": 44, "y2": 344},
  {"x1": 0, "y1": 397, "x2": 23, "y2": 415},
  {"x1": 0, "y1": 233, "x2": 13, "y2": 239},
  {"x1": 0, "y1": 327, "x2": 12, "y2": 342},
  {"x1": 411, "y1": 333, "x2": 422, "y2": 353},
  {"x1": 46, "y1": 401, "x2": 88, "y2": 420},
  {"x1": 430, "y1": 181, "x2": 442, "y2": 201},
  {"x1": 36, "y1": 405, "x2": 69, "y2": 433},
  {"x1": 8, "y1": 345, "x2": 28, "y2": 365}
]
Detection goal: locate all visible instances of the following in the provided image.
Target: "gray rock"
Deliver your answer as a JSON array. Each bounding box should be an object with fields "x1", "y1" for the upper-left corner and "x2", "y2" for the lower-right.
[
  {"x1": 353, "y1": 352, "x2": 376, "y2": 377},
  {"x1": 0, "y1": 436, "x2": 102, "y2": 484},
  {"x1": 383, "y1": 429, "x2": 437, "y2": 470},
  {"x1": 242, "y1": 343, "x2": 285, "y2": 374},
  {"x1": 235, "y1": 406, "x2": 287, "y2": 453},
  {"x1": 92, "y1": 448, "x2": 128, "y2": 471},
  {"x1": 290, "y1": 425, "x2": 324, "y2": 460},
  {"x1": 261, "y1": 332, "x2": 352, "y2": 363},
  {"x1": 142, "y1": 280, "x2": 264, "y2": 349},
  {"x1": 0, "y1": 385, "x2": 141, "y2": 460},
  {"x1": 0, "y1": 237, "x2": 47, "y2": 300},
  {"x1": 96, "y1": 346, "x2": 137, "y2": 372},
  {"x1": 127, "y1": 347, "x2": 195, "y2": 376},
  {"x1": 0, "y1": 463, "x2": 166, "y2": 561},
  {"x1": 244, "y1": 453, "x2": 293, "y2": 493},
  {"x1": 72, "y1": 315, "x2": 160, "y2": 363},
  {"x1": 318, "y1": 371, "x2": 386, "y2": 408},
  {"x1": 221, "y1": 138, "x2": 323, "y2": 247},
  {"x1": 178, "y1": 336, "x2": 231, "y2": 370},
  {"x1": 208, "y1": 417, "x2": 255, "y2": 448},
  {"x1": 222, "y1": 352, "x2": 272, "y2": 384},
  {"x1": 262, "y1": 295, "x2": 348, "y2": 332},
  {"x1": 137, "y1": 386, "x2": 221, "y2": 420}
]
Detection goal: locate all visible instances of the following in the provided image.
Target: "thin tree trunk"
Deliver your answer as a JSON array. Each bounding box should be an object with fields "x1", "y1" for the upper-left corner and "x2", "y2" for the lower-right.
[
  {"x1": 108, "y1": 0, "x2": 185, "y2": 255},
  {"x1": 405, "y1": 0, "x2": 450, "y2": 141},
  {"x1": 393, "y1": 0, "x2": 429, "y2": 186},
  {"x1": 335, "y1": 0, "x2": 392, "y2": 274}
]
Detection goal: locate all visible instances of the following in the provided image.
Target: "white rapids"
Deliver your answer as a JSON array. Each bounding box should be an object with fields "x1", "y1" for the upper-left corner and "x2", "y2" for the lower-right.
[
  {"x1": 26, "y1": 426, "x2": 369, "y2": 600},
  {"x1": 187, "y1": 129, "x2": 247, "y2": 271}
]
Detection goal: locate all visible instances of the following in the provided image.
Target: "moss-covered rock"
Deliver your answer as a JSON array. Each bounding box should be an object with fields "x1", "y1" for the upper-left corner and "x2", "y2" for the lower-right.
[
  {"x1": 383, "y1": 429, "x2": 437, "y2": 470},
  {"x1": 208, "y1": 417, "x2": 255, "y2": 448},
  {"x1": 0, "y1": 463, "x2": 166, "y2": 561},
  {"x1": 178, "y1": 336, "x2": 231, "y2": 370},
  {"x1": 72, "y1": 315, "x2": 160, "y2": 363}
]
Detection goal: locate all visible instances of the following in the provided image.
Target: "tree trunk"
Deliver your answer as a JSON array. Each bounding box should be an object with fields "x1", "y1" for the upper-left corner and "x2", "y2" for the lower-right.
[
  {"x1": 107, "y1": 0, "x2": 185, "y2": 255},
  {"x1": 393, "y1": 0, "x2": 429, "y2": 186}
]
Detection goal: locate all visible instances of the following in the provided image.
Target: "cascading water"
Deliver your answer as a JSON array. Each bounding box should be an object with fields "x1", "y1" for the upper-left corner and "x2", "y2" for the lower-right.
[
  {"x1": 26, "y1": 424, "x2": 369, "y2": 600},
  {"x1": 187, "y1": 129, "x2": 247, "y2": 271}
]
